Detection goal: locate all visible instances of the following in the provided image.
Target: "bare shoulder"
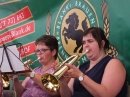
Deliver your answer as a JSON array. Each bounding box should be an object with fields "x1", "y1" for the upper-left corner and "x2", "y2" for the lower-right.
[
  {"x1": 107, "y1": 58, "x2": 126, "y2": 72},
  {"x1": 104, "y1": 58, "x2": 126, "y2": 77}
]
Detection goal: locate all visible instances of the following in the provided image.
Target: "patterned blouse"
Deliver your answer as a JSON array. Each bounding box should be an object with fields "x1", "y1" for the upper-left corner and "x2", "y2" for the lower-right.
[
  {"x1": 22, "y1": 66, "x2": 54, "y2": 97},
  {"x1": 0, "y1": 74, "x2": 3, "y2": 97}
]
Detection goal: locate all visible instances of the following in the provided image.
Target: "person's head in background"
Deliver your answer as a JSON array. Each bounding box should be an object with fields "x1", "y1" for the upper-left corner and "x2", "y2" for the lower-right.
[
  {"x1": 35, "y1": 35, "x2": 58, "y2": 65},
  {"x1": 82, "y1": 27, "x2": 110, "y2": 59}
]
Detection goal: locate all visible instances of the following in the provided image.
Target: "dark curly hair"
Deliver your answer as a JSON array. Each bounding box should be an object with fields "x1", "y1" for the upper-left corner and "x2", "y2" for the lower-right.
[{"x1": 35, "y1": 35, "x2": 58, "y2": 60}]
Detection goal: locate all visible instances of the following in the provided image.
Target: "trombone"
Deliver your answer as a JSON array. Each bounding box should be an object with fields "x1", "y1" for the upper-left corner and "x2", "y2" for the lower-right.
[
  {"x1": 41, "y1": 49, "x2": 89, "y2": 92},
  {"x1": 2, "y1": 57, "x2": 40, "y2": 88}
]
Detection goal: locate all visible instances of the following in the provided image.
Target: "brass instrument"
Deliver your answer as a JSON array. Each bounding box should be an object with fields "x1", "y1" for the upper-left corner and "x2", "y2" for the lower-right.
[
  {"x1": 2, "y1": 74, "x2": 10, "y2": 88},
  {"x1": 24, "y1": 57, "x2": 40, "y2": 67},
  {"x1": 2, "y1": 57, "x2": 40, "y2": 88},
  {"x1": 41, "y1": 50, "x2": 88, "y2": 92}
]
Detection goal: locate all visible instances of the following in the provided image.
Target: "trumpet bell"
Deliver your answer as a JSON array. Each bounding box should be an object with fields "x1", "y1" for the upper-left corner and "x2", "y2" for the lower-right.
[
  {"x1": 2, "y1": 74, "x2": 10, "y2": 88},
  {"x1": 41, "y1": 73, "x2": 59, "y2": 92},
  {"x1": 41, "y1": 54, "x2": 80, "y2": 92}
]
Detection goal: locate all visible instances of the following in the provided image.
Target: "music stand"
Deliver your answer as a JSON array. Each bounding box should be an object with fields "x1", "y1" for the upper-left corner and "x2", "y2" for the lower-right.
[{"x1": 0, "y1": 43, "x2": 31, "y2": 74}]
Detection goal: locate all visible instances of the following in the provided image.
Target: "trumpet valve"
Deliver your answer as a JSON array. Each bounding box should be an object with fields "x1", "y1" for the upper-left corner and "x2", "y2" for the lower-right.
[{"x1": 23, "y1": 59, "x2": 33, "y2": 66}]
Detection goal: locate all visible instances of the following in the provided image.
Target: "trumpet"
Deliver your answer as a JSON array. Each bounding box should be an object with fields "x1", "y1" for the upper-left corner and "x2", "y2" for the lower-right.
[
  {"x1": 2, "y1": 57, "x2": 40, "y2": 88},
  {"x1": 24, "y1": 57, "x2": 41, "y2": 67},
  {"x1": 41, "y1": 49, "x2": 88, "y2": 92}
]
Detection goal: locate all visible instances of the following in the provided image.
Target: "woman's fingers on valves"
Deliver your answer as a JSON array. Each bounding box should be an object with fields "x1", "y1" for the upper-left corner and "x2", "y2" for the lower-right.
[{"x1": 66, "y1": 64, "x2": 77, "y2": 71}]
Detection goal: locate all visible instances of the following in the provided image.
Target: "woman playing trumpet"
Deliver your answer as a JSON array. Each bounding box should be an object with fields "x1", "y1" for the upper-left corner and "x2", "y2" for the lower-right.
[
  {"x1": 12, "y1": 35, "x2": 60, "y2": 97},
  {"x1": 59, "y1": 27, "x2": 127, "y2": 97}
]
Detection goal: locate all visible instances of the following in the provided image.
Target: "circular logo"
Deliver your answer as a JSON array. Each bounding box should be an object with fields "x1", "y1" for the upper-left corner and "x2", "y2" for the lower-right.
[{"x1": 54, "y1": 0, "x2": 99, "y2": 65}]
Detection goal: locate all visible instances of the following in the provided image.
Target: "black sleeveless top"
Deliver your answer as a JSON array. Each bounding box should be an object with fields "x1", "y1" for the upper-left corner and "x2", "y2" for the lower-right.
[{"x1": 72, "y1": 56, "x2": 127, "y2": 97}]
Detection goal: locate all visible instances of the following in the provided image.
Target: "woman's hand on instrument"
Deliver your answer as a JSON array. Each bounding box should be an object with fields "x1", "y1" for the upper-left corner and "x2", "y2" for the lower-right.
[
  {"x1": 7, "y1": 74, "x2": 16, "y2": 79},
  {"x1": 17, "y1": 71, "x2": 31, "y2": 77},
  {"x1": 64, "y1": 64, "x2": 82, "y2": 79}
]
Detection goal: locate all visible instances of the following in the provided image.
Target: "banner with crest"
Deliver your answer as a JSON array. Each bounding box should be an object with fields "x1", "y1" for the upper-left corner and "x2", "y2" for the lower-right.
[{"x1": 0, "y1": 0, "x2": 130, "y2": 83}]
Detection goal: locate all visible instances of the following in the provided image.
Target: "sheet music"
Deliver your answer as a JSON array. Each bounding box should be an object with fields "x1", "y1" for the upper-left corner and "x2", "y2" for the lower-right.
[
  {"x1": 0, "y1": 48, "x2": 12, "y2": 72},
  {"x1": 0, "y1": 45, "x2": 25, "y2": 73}
]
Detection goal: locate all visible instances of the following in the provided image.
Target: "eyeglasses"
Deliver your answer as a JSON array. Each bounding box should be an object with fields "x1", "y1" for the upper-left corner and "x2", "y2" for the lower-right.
[{"x1": 35, "y1": 48, "x2": 50, "y2": 55}]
